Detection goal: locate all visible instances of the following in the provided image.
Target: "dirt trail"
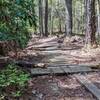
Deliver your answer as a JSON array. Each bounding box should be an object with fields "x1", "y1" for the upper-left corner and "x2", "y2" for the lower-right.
[
  {"x1": 15, "y1": 36, "x2": 100, "y2": 100},
  {"x1": 26, "y1": 36, "x2": 100, "y2": 67}
]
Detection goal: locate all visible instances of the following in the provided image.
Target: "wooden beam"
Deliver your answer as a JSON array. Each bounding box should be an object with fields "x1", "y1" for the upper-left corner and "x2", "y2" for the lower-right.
[{"x1": 75, "y1": 74, "x2": 100, "y2": 100}]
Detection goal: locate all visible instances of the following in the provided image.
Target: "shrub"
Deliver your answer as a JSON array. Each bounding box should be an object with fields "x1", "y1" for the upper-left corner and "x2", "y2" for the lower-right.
[
  {"x1": 0, "y1": 64, "x2": 30, "y2": 98},
  {"x1": 0, "y1": 0, "x2": 37, "y2": 48}
]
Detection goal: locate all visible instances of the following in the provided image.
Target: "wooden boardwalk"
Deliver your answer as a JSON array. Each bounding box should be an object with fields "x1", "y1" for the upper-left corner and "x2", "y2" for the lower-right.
[
  {"x1": 31, "y1": 65, "x2": 94, "y2": 75},
  {"x1": 75, "y1": 74, "x2": 100, "y2": 100},
  {"x1": 30, "y1": 37, "x2": 100, "y2": 100}
]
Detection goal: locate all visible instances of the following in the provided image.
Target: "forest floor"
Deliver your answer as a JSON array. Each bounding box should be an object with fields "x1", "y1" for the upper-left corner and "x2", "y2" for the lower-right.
[
  {"x1": 22, "y1": 35, "x2": 100, "y2": 66},
  {"x1": 4, "y1": 35, "x2": 100, "y2": 100}
]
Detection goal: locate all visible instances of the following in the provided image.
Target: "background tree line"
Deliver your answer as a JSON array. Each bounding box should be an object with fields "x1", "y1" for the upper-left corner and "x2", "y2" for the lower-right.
[
  {"x1": 0, "y1": 0, "x2": 100, "y2": 49},
  {"x1": 37, "y1": 0, "x2": 100, "y2": 46}
]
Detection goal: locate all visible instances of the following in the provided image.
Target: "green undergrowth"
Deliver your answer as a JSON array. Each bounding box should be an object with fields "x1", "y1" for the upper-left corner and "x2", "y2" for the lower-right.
[
  {"x1": 0, "y1": 0, "x2": 37, "y2": 48},
  {"x1": 0, "y1": 64, "x2": 30, "y2": 99}
]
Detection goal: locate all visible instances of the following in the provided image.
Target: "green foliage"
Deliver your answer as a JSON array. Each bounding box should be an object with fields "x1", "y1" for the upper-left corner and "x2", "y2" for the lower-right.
[
  {"x1": 0, "y1": 64, "x2": 30, "y2": 97},
  {"x1": 0, "y1": 0, "x2": 37, "y2": 48},
  {"x1": 11, "y1": 91, "x2": 22, "y2": 97}
]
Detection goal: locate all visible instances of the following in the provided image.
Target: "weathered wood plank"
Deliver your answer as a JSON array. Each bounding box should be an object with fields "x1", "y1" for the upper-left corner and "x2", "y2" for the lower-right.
[
  {"x1": 31, "y1": 68, "x2": 51, "y2": 75},
  {"x1": 49, "y1": 67, "x2": 64, "y2": 74},
  {"x1": 69, "y1": 66, "x2": 92, "y2": 73},
  {"x1": 75, "y1": 74, "x2": 100, "y2": 100},
  {"x1": 62, "y1": 66, "x2": 92, "y2": 74},
  {"x1": 61, "y1": 66, "x2": 71, "y2": 73},
  {"x1": 31, "y1": 66, "x2": 94, "y2": 75},
  {"x1": 31, "y1": 67, "x2": 65, "y2": 75},
  {"x1": 49, "y1": 64, "x2": 100, "y2": 68}
]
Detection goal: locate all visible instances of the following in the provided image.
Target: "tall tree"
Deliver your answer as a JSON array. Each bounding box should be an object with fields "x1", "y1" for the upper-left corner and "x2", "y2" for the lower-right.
[
  {"x1": 85, "y1": 0, "x2": 97, "y2": 47},
  {"x1": 50, "y1": 0, "x2": 54, "y2": 35},
  {"x1": 97, "y1": 0, "x2": 100, "y2": 34},
  {"x1": 65, "y1": 0, "x2": 73, "y2": 36},
  {"x1": 44, "y1": 0, "x2": 49, "y2": 37},
  {"x1": 98, "y1": 0, "x2": 100, "y2": 11},
  {"x1": 39, "y1": 0, "x2": 44, "y2": 36},
  {"x1": 58, "y1": 0, "x2": 62, "y2": 33}
]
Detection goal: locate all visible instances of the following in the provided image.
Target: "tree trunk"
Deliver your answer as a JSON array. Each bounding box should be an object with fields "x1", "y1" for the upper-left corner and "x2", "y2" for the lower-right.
[
  {"x1": 51, "y1": 17, "x2": 54, "y2": 34},
  {"x1": 39, "y1": 0, "x2": 44, "y2": 37},
  {"x1": 73, "y1": 0, "x2": 75, "y2": 34},
  {"x1": 97, "y1": 0, "x2": 100, "y2": 35},
  {"x1": 85, "y1": 0, "x2": 97, "y2": 47},
  {"x1": 65, "y1": 0, "x2": 73, "y2": 36},
  {"x1": 44, "y1": 0, "x2": 49, "y2": 37},
  {"x1": 59, "y1": 18, "x2": 62, "y2": 33},
  {"x1": 50, "y1": 0, "x2": 53, "y2": 35},
  {"x1": 98, "y1": 0, "x2": 100, "y2": 12}
]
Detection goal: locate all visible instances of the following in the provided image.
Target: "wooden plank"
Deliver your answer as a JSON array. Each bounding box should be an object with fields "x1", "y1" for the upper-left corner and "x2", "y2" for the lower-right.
[
  {"x1": 62, "y1": 66, "x2": 92, "y2": 74},
  {"x1": 61, "y1": 66, "x2": 71, "y2": 73},
  {"x1": 69, "y1": 66, "x2": 92, "y2": 73},
  {"x1": 31, "y1": 68, "x2": 51, "y2": 75},
  {"x1": 75, "y1": 74, "x2": 100, "y2": 100},
  {"x1": 49, "y1": 64, "x2": 100, "y2": 69},
  {"x1": 49, "y1": 67, "x2": 64, "y2": 74},
  {"x1": 31, "y1": 66, "x2": 94, "y2": 75}
]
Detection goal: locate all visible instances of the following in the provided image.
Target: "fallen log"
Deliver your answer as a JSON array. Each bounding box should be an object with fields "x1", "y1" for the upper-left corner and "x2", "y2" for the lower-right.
[{"x1": 15, "y1": 60, "x2": 48, "y2": 68}]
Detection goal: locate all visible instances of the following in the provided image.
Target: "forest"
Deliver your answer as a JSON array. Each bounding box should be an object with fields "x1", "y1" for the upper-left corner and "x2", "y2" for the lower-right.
[{"x1": 0, "y1": 0, "x2": 100, "y2": 99}]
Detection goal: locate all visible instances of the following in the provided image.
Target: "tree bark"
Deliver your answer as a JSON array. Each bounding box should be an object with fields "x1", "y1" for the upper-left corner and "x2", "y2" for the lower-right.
[
  {"x1": 44, "y1": 0, "x2": 49, "y2": 37},
  {"x1": 97, "y1": 0, "x2": 100, "y2": 35},
  {"x1": 85, "y1": 0, "x2": 97, "y2": 47},
  {"x1": 65, "y1": 0, "x2": 73, "y2": 36},
  {"x1": 98, "y1": 0, "x2": 100, "y2": 12},
  {"x1": 50, "y1": 0, "x2": 53, "y2": 35},
  {"x1": 39, "y1": 0, "x2": 44, "y2": 36},
  {"x1": 59, "y1": 18, "x2": 62, "y2": 33}
]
